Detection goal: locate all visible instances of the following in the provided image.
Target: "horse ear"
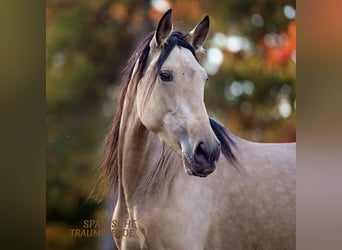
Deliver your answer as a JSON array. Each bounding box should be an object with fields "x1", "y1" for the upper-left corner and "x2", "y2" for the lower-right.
[
  {"x1": 187, "y1": 15, "x2": 210, "y2": 51},
  {"x1": 150, "y1": 9, "x2": 173, "y2": 49}
]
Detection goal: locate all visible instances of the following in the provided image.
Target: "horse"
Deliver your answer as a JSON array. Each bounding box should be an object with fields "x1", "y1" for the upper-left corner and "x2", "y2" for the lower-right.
[{"x1": 99, "y1": 9, "x2": 296, "y2": 250}]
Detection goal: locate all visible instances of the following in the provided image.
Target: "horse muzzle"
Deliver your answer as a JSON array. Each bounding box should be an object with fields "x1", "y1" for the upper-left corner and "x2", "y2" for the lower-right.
[{"x1": 181, "y1": 140, "x2": 221, "y2": 177}]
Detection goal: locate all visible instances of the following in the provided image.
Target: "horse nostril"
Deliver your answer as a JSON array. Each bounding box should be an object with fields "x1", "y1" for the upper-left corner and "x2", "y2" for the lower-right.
[
  {"x1": 194, "y1": 141, "x2": 221, "y2": 165},
  {"x1": 195, "y1": 142, "x2": 209, "y2": 160}
]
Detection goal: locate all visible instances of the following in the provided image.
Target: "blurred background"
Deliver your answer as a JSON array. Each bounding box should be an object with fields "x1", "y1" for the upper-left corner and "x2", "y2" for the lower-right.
[{"x1": 46, "y1": 0, "x2": 296, "y2": 249}]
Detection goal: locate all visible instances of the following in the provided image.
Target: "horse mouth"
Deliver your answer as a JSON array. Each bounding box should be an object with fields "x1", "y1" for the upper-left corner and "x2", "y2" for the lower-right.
[{"x1": 181, "y1": 152, "x2": 216, "y2": 177}]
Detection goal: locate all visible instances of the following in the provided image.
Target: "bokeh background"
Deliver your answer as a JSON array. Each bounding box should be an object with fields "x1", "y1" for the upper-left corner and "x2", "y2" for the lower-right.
[{"x1": 46, "y1": 0, "x2": 296, "y2": 249}]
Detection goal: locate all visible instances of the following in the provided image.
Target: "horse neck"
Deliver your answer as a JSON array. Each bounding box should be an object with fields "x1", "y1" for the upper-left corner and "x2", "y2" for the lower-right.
[{"x1": 117, "y1": 84, "x2": 179, "y2": 204}]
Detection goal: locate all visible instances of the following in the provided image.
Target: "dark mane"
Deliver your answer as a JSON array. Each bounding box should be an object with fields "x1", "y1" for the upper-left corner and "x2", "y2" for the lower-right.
[
  {"x1": 209, "y1": 117, "x2": 239, "y2": 166},
  {"x1": 94, "y1": 30, "x2": 237, "y2": 200}
]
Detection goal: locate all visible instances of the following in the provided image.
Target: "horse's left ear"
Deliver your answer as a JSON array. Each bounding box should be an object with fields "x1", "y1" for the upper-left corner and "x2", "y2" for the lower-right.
[{"x1": 187, "y1": 15, "x2": 210, "y2": 51}]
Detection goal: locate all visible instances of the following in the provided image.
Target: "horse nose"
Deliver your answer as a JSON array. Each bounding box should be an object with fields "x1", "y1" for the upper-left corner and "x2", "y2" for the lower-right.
[{"x1": 194, "y1": 140, "x2": 221, "y2": 168}]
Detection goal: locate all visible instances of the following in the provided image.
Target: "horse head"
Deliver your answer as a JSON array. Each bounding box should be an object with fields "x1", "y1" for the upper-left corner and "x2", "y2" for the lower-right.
[{"x1": 136, "y1": 10, "x2": 221, "y2": 177}]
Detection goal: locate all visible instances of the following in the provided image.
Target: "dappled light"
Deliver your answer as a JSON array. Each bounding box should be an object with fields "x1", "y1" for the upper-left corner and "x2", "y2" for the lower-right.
[
  {"x1": 284, "y1": 5, "x2": 296, "y2": 19},
  {"x1": 203, "y1": 47, "x2": 223, "y2": 75},
  {"x1": 151, "y1": 0, "x2": 170, "y2": 12}
]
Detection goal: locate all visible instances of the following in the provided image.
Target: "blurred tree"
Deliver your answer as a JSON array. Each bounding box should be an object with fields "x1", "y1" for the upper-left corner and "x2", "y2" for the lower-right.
[{"x1": 46, "y1": 0, "x2": 296, "y2": 249}]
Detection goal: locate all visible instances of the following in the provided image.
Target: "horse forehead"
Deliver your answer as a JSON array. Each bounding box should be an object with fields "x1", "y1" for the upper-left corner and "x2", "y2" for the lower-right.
[{"x1": 164, "y1": 47, "x2": 204, "y2": 74}]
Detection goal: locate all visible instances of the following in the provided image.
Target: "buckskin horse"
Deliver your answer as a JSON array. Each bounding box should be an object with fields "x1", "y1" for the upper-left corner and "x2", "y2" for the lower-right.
[{"x1": 99, "y1": 9, "x2": 296, "y2": 250}]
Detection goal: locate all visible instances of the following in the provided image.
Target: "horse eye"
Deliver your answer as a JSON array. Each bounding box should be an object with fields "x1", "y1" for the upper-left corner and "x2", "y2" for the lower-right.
[{"x1": 159, "y1": 70, "x2": 173, "y2": 81}]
